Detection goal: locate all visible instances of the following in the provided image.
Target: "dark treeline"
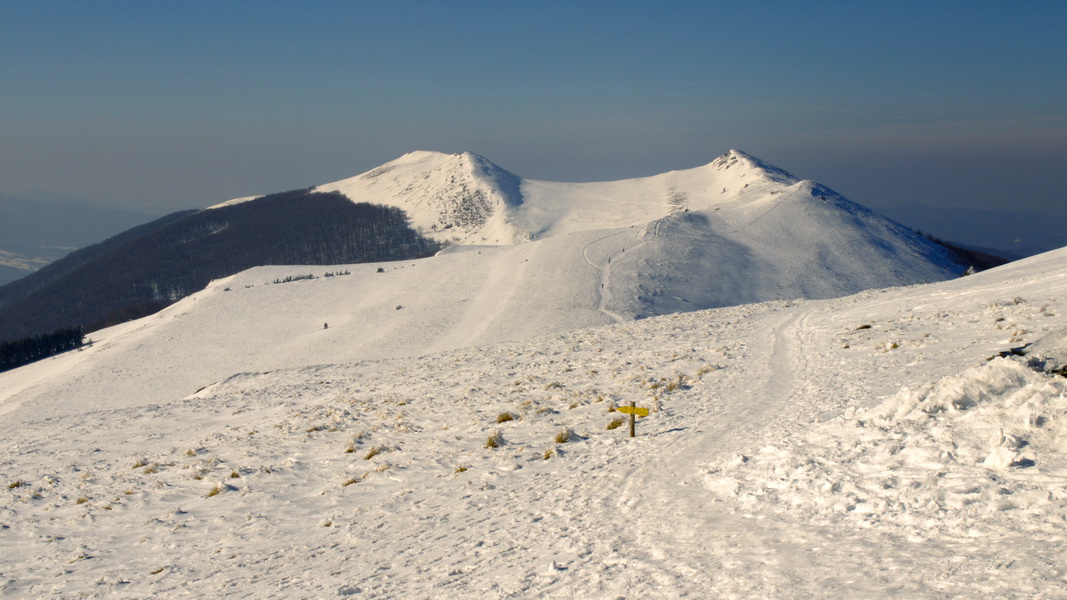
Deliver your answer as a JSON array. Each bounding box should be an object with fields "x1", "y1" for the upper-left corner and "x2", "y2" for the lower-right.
[
  {"x1": 0, "y1": 210, "x2": 198, "y2": 313},
  {"x1": 920, "y1": 232, "x2": 1011, "y2": 272},
  {"x1": 0, "y1": 327, "x2": 84, "y2": 373},
  {"x1": 0, "y1": 190, "x2": 443, "y2": 343}
]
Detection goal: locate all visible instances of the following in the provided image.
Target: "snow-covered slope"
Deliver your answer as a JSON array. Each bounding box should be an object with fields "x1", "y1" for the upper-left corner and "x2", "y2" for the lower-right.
[
  {"x1": 4, "y1": 150, "x2": 1037, "y2": 598},
  {"x1": 200, "y1": 150, "x2": 970, "y2": 325},
  {"x1": 311, "y1": 150, "x2": 961, "y2": 264},
  {"x1": 1, "y1": 242, "x2": 1065, "y2": 598},
  {"x1": 321, "y1": 149, "x2": 963, "y2": 299},
  {"x1": 0, "y1": 150, "x2": 960, "y2": 420},
  {"x1": 320, "y1": 150, "x2": 966, "y2": 315}
]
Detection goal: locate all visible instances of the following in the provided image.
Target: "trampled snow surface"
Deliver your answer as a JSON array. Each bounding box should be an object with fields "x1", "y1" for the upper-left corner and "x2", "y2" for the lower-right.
[{"x1": 1, "y1": 241, "x2": 1066, "y2": 597}]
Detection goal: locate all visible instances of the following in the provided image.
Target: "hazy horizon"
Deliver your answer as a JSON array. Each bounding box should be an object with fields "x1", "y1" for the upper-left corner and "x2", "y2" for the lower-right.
[{"x1": 2, "y1": 2, "x2": 1065, "y2": 217}]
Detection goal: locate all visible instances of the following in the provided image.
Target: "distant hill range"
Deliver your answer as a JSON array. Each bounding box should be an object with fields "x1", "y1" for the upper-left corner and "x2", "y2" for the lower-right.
[
  {"x1": 0, "y1": 150, "x2": 983, "y2": 345},
  {"x1": 878, "y1": 202, "x2": 1066, "y2": 260},
  {"x1": 0, "y1": 192, "x2": 157, "y2": 286}
]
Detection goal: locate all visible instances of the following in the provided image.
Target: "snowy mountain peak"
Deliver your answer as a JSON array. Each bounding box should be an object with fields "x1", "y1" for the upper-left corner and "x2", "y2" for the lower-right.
[
  {"x1": 317, "y1": 151, "x2": 525, "y2": 244},
  {"x1": 708, "y1": 149, "x2": 800, "y2": 186}
]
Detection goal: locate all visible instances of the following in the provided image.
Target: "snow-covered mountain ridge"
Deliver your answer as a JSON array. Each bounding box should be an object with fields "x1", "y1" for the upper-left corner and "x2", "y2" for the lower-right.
[
  {"x1": 0, "y1": 150, "x2": 971, "y2": 414},
  {"x1": 314, "y1": 150, "x2": 967, "y2": 314},
  {"x1": 310, "y1": 149, "x2": 883, "y2": 245},
  {"x1": 192, "y1": 150, "x2": 970, "y2": 346}
]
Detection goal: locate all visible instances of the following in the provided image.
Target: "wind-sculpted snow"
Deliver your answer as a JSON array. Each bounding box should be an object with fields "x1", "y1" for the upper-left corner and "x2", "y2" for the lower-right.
[
  {"x1": 705, "y1": 356, "x2": 1067, "y2": 538},
  {"x1": 1026, "y1": 325, "x2": 1067, "y2": 369}
]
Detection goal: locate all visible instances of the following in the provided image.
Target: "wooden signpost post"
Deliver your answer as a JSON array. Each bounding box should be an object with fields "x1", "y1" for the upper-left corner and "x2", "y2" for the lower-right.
[{"x1": 615, "y1": 401, "x2": 649, "y2": 438}]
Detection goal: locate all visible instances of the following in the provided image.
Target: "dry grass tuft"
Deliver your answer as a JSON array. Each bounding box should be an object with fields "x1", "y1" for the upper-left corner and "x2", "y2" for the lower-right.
[{"x1": 485, "y1": 430, "x2": 505, "y2": 449}]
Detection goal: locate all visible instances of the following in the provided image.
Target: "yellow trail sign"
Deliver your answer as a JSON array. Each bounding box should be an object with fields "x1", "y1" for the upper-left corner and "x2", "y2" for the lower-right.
[{"x1": 615, "y1": 405, "x2": 649, "y2": 417}]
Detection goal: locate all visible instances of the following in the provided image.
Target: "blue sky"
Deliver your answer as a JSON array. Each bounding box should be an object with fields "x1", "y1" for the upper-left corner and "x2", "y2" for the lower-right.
[{"x1": 2, "y1": 1, "x2": 1065, "y2": 217}]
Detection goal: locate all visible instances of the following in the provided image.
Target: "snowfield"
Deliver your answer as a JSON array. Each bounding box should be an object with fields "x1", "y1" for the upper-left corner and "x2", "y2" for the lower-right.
[
  {"x1": 1, "y1": 150, "x2": 1063, "y2": 598},
  {"x1": 0, "y1": 246, "x2": 1064, "y2": 598}
]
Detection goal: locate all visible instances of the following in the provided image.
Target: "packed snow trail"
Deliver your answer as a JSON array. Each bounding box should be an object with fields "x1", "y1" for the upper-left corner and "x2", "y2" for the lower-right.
[
  {"x1": 607, "y1": 304, "x2": 908, "y2": 596},
  {"x1": 615, "y1": 306, "x2": 809, "y2": 595},
  {"x1": 581, "y1": 218, "x2": 664, "y2": 324}
]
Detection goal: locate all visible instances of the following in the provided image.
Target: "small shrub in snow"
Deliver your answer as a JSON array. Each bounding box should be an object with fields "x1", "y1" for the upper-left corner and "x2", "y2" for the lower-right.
[
  {"x1": 496, "y1": 412, "x2": 516, "y2": 424},
  {"x1": 7, "y1": 480, "x2": 24, "y2": 489},
  {"x1": 543, "y1": 448, "x2": 554, "y2": 460},
  {"x1": 75, "y1": 496, "x2": 88, "y2": 505},
  {"x1": 485, "y1": 430, "x2": 504, "y2": 449},
  {"x1": 665, "y1": 375, "x2": 686, "y2": 391},
  {"x1": 606, "y1": 417, "x2": 625, "y2": 430},
  {"x1": 554, "y1": 428, "x2": 573, "y2": 444},
  {"x1": 342, "y1": 477, "x2": 359, "y2": 487},
  {"x1": 363, "y1": 446, "x2": 382, "y2": 460},
  {"x1": 271, "y1": 274, "x2": 317, "y2": 285},
  {"x1": 205, "y1": 484, "x2": 224, "y2": 498}
]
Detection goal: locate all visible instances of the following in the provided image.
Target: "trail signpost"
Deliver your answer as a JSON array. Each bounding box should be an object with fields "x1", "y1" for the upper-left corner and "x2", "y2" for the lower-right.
[{"x1": 615, "y1": 401, "x2": 649, "y2": 437}]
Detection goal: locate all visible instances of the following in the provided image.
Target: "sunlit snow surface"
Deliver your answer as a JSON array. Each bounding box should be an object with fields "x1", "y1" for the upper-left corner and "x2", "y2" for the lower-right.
[
  {"x1": 0, "y1": 243, "x2": 1064, "y2": 597},
  {"x1": 0, "y1": 150, "x2": 1058, "y2": 597}
]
